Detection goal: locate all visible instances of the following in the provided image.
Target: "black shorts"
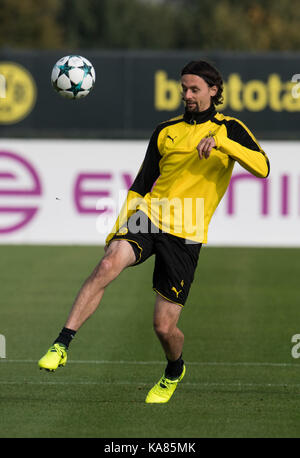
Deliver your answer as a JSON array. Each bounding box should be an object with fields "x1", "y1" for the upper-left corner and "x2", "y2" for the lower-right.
[{"x1": 110, "y1": 211, "x2": 202, "y2": 306}]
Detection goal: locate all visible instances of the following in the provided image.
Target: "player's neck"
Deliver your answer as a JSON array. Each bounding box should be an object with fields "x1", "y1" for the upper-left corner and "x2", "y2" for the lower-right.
[{"x1": 183, "y1": 102, "x2": 216, "y2": 125}]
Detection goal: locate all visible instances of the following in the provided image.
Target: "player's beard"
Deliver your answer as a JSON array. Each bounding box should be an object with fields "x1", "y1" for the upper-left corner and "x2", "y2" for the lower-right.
[
  {"x1": 184, "y1": 101, "x2": 200, "y2": 113},
  {"x1": 182, "y1": 96, "x2": 200, "y2": 113},
  {"x1": 183, "y1": 98, "x2": 213, "y2": 113}
]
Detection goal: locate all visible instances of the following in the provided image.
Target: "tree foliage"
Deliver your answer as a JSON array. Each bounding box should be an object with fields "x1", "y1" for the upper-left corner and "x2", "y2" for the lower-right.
[
  {"x1": 0, "y1": 0, "x2": 63, "y2": 49},
  {"x1": 0, "y1": 0, "x2": 300, "y2": 51}
]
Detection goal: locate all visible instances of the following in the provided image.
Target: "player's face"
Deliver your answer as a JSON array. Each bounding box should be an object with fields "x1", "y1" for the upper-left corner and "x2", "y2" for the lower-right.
[{"x1": 181, "y1": 74, "x2": 218, "y2": 112}]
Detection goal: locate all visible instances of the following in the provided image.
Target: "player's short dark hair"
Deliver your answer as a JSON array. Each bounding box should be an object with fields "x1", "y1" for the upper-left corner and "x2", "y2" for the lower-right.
[{"x1": 181, "y1": 60, "x2": 224, "y2": 106}]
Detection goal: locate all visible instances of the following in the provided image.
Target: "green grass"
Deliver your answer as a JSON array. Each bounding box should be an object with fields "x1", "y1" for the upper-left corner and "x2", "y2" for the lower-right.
[{"x1": 0, "y1": 245, "x2": 300, "y2": 438}]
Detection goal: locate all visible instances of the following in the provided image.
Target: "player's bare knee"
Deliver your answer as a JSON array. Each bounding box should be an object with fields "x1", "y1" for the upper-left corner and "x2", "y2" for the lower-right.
[
  {"x1": 99, "y1": 256, "x2": 114, "y2": 274},
  {"x1": 153, "y1": 320, "x2": 174, "y2": 340},
  {"x1": 91, "y1": 253, "x2": 117, "y2": 285}
]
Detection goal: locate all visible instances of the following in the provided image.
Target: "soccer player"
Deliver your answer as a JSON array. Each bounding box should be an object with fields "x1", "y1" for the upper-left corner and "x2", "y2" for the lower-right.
[{"x1": 38, "y1": 60, "x2": 270, "y2": 403}]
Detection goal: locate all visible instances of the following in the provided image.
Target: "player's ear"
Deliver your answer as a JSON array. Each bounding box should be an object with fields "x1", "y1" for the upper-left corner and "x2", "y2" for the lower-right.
[{"x1": 209, "y1": 85, "x2": 218, "y2": 97}]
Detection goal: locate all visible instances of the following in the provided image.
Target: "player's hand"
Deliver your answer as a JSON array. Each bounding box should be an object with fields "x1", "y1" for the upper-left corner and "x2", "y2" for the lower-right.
[{"x1": 197, "y1": 137, "x2": 216, "y2": 159}]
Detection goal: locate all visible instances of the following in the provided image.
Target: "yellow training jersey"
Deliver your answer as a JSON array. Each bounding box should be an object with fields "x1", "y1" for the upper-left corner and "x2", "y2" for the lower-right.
[{"x1": 106, "y1": 104, "x2": 270, "y2": 244}]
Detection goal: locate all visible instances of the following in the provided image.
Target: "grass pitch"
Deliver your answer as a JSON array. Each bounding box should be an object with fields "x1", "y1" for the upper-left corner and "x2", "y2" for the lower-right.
[{"x1": 0, "y1": 245, "x2": 300, "y2": 438}]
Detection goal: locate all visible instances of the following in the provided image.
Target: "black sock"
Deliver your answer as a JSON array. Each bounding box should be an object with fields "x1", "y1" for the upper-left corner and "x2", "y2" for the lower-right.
[
  {"x1": 165, "y1": 354, "x2": 184, "y2": 379},
  {"x1": 53, "y1": 327, "x2": 76, "y2": 349}
]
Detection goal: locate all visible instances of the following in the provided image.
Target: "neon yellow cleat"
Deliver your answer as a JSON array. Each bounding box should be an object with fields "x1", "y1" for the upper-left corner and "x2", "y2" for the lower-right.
[
  {"x1": 145, "y1": 365, "x2": 186, "y2": 404},
  {"x1": 38, "y1": 343, "x2": 67, "y2": 372}
]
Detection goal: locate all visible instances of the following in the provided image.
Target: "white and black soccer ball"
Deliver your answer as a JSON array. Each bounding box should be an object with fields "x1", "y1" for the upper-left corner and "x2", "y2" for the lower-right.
[{"x1": 51, "y1": 55, "x2": 96, "y2": 99}]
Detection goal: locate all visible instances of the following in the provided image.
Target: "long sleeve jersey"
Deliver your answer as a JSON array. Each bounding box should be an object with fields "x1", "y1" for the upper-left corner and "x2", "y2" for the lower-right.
[{"x1": 106, "y1": 103, "x2": 270, "y2": 244}]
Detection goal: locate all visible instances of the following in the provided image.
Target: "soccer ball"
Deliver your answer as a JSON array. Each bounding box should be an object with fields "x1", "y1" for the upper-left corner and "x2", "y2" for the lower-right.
[{"x1": 51, "y1": 55, "x2": 96, "y2": 99}]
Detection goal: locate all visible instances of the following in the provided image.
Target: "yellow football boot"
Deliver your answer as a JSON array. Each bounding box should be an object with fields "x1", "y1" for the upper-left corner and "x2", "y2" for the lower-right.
[
  {"x1": 38, "y1": 343, "x2": 67, "y2": 372},
  {"x1": 145, "y1": 365, "x2": 186, "y2": 404}
]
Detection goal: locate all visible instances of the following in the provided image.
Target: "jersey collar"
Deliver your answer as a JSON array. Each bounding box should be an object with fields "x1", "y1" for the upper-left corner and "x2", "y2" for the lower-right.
[{"x1": 183, "y1": 103, "x2": 217, "y2": 124}]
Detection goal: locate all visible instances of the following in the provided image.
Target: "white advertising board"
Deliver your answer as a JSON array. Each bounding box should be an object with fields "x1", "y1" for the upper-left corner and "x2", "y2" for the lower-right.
[{"x1": 0, "y1": 139, "x2": 298, "y2": 246}]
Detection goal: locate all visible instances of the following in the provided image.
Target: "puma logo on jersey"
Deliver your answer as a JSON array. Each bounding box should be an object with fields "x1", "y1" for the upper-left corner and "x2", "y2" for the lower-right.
[
  {"x1": 171, "y1": 286, "x2": 182, "y2": 298},
  {"x1": 167, "y1": 135, "x2": 177, "y2": 143}
]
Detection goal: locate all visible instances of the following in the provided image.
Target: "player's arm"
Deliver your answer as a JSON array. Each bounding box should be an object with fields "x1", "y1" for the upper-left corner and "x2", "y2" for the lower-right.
[
  {"x1": 105, "y1": 128, "x2": 161, "y2": 244},
  {"x1": 212, "y1": 120, "x2": 270, "y2": 178}
]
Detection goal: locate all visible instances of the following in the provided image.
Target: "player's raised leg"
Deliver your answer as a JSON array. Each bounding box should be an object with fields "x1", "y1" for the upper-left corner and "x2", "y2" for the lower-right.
[
  {"x1": 65, "y1": 239, "x2": 136, "y2": 331},
  {"x1": 145, "y1": 294, "x2": 186, "y2": 403},
  {"x1": 38, "y1": 240, "x2": 136, "y2": 371}
]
